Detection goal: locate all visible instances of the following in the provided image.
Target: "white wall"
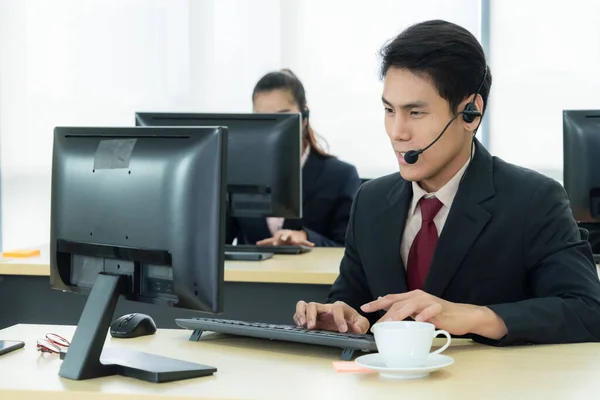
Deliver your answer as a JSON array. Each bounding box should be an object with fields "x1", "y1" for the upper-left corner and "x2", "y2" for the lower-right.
[
  {"x1": 280, "y1": 0, "x2": 482, "y2": 178},
  {"x1": 0, "y1": 0, "x2": 481, "y2": 249},
  {"x1": 488, "y1": 0, "x2": 600, "y2": 182},
  {"x1": 188, "y1": 0, "x2": 282, "y2": 112},
  {"x1": 0, "y1": 0, "x2": 194, "y2": 249}
]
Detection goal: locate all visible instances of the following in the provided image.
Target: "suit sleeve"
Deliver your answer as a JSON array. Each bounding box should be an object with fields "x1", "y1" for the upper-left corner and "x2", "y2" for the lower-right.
[
  {"x1": 326, "y1": 184, "x2": 377, "y2": 325},
  {"x1": 304, "y1": 166, "x2": 362, "y2": 247},
  {"x1": 473, "y1": 178, "x2": 600, "y2": 346}
]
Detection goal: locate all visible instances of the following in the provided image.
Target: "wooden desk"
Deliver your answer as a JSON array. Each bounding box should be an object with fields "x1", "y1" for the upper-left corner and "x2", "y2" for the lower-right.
[
  {"x1": 1, "y1": 324, "x2": 600, "y2": 399},
  {"x1": 0, "y1": 244, "x2": 343, "y2": 285},
  {"x1": 0, "y1": 246, "x2": 343, "y2": 330}
]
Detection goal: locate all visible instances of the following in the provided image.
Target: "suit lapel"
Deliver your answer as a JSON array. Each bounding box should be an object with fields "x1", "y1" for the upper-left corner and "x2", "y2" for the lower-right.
[
  {"x1": 369, "y1": 178, "x2": 412, "y2": 296},
  {"x1": 301, "y1": 152, "x2": 324, "y2": 204},
  {"x1": 424, "y1": 140, "x2": 496, "y2": 297},
  {"x1": 282, "y1": 152, "x2": 323, "y2": 230}
]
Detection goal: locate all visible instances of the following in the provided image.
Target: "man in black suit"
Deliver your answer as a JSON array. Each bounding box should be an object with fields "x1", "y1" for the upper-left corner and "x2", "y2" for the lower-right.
[{"x1": 293, "y1": 20, "x2": 600, "y2": 345}]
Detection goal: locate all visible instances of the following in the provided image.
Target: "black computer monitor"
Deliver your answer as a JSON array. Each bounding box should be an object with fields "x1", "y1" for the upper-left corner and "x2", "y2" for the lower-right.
[
  {"x1": 50, "y1": 126, "x2": 228, "y2": 383},
  {"x1": 563, "y1": 110, "x2": 600, "y2": 253},
  {"x1": 134, "y1": 112, "x2": 302, "y2": 219}
]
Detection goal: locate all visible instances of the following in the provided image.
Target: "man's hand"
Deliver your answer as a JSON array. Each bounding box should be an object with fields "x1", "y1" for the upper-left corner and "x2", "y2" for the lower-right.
[
  {"x1": 256, "y1": 229, "x2": 315, "y2": 247},
  {"x1": 293, "y1": 300, "x2": 370, "y2": 334},
  {"x1": 361, "y1": 290, "x2": 507, "y2": 339}
]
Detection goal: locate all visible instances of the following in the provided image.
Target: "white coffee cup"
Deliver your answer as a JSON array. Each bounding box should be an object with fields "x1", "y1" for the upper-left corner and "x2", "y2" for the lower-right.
[{"x1": 372, "y1": 321, "x2": 451, "y2": 368}]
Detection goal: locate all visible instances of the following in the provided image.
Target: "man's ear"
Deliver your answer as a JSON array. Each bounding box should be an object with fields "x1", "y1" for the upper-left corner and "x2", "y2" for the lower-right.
[{"x1": 462, "y1": 94, "x2": 484, "y2": 131}]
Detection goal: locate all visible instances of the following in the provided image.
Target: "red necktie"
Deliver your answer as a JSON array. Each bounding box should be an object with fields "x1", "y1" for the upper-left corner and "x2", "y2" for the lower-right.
[{"x1": 406, "y1": 197, "x2": 444, "y2": 291}]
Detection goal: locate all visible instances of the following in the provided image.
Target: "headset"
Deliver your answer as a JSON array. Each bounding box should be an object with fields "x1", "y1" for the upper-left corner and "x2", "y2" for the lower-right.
[
  {"x1": 278, "y1": 69, "x2": 311, "y2": 130},
  {"x1": 403, "y1": 66, "x2": 488, "y2": 165}
]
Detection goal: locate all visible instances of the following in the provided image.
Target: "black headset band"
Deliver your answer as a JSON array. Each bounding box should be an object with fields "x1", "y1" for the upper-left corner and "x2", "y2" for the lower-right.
[{"x1": 462, "y1": 66, "x2": 488, "y2": 123}]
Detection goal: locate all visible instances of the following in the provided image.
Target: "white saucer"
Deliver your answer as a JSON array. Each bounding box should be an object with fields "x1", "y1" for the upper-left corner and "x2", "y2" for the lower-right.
[{"x1": 355, "y1": 353, "x2": 454, "y2": 379}]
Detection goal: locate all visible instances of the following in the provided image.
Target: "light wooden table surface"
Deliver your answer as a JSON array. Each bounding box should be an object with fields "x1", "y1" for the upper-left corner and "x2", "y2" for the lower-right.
[
  {"x1": 1, "y1": 324, "x2": 600, "y2": 400},
  {"x1": 0, "y1": 244, "x2": 343, "y2": 285}
]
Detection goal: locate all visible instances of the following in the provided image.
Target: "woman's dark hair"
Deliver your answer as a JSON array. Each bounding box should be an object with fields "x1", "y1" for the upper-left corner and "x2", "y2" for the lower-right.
[
  {"x1": 252, "y1": 69, "x2": 330, "y2": 157},
  {"x1": 379, "y1": 20, "x2": 492, "y2": 115}
]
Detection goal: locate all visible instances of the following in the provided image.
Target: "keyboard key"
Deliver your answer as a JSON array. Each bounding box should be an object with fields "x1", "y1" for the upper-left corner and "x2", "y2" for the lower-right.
[{"x1": 176, "y1": 317, "x2": 377, "y2": 354}]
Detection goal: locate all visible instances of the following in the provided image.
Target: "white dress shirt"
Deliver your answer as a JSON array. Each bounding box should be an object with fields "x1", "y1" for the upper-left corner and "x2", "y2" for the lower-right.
[{"x1": 400, "y1": 151, "x2": 474, "y2": 268}]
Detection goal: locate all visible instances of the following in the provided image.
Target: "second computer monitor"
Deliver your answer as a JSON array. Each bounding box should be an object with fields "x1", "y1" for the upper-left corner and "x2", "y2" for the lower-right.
[
  {"x1": 563, "y1": 109, "x2": 600, "y2": 223},
  {"x1": 135, "y1": 112, "x2": 302, "y2": 219},
  {"x1": 563, "y1": 109, "x2": 600, "y2": 256}
]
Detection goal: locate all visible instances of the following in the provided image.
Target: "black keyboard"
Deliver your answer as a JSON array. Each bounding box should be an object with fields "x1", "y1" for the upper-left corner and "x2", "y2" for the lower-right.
[
  {"x1": 224, "y1": 244, "x2": 312, "y2": 255},
  {"x1": 175, "y1": 317, "x2": 377, "y2": 360},
  {"x1": 224, "y1": 251, "x2": 273, "y2": 261}
]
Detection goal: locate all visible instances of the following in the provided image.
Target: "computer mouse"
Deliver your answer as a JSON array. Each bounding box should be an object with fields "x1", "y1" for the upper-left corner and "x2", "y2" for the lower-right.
[{"x1": 110, "y1": 313, "x2": 157, "y2": 339}]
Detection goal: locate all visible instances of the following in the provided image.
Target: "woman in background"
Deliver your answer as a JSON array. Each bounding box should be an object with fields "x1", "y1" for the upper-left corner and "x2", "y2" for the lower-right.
[{"x1": 226, "y1": 69, "x2": 362, "y2": 247}]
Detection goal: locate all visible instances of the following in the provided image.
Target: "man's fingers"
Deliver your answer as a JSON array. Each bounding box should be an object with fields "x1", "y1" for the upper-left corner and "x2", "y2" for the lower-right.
[
  {"x1": 306, "y1": 302, "x2": 319, "y2": 329},
  {"x1": 274, "y1": 231, "x2": 292, "y2": 246},
  {"x1": 260, "y1": 236, "x2": 312, "y2": 247},
  {"x1": 331, "y1": 303, "x2": 348, "y2": 332},
  {"x1": 264, "y1": 230, "x2": 316, "y2": 247},
  {"x1": 390, "y1": 302, "x2": 420, "y2": 322},
  {"x1": 373, "y1": 302, "x2": 409, "y2": 325},
  {"x1": 415, "y1": 303, "x2": 443, "y2": 322},
  {"x1": 372, "y1": 300, "x2": 439, "y2": 329},
  {"x1": 361, "y1": 290, "x2": 425, "y2": 312},
  {"x1": 294, "y1": 239, "x2": 315, "y2": 247},
  {"x1": 256, "y1": 238, "x2": 275, "y2": 246},
  {"x1": 351, "y1": 315, "x2": 370, "y2": 334},
  {"x1": 340, "y1": 303, "x2": 370, "y2": 334},
  {"x1": 293, "y1": 314, "x2": 301, "y2": 326},
  {"x1": 272, "y1": 232, "x2": 283, "y2": 246},
  {"x1": 361, "y1": 295, "x2": 399, "y2": 313},
  {"x1": 307, "y1": 303, "x2": 334, "y2": 330},
  {"x1": 294, "y1": 301, "x2": 307, "y2": 326}
]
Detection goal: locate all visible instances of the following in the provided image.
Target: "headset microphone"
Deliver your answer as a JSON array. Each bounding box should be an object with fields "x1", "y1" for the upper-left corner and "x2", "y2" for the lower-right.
[
  {"x1": 403, "y1": 149, "x2": 421, "y2": 164},
  {"x1": 402, "y1": 67, "x2": 487, "y2": 165},
  {"x1": 403, "y1": 111, "x2": 469, "y2": 165}
]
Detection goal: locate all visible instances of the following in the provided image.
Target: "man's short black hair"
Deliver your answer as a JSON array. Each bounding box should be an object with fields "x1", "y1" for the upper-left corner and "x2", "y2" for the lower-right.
[{"x1": 380, "y1": 19, "x2": 491, "y2": 115}]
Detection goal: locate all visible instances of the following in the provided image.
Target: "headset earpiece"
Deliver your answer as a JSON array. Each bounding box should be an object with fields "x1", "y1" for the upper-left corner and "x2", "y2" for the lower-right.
[
  {"x1": 462, "y1": 102, "x2": 481, "y2": 123},
  {"x1": 462, "y1": 66, "x2": 487, "y2": 123},
  {"x1": 403, "y1": 67, "x2": 487, "y2": 165},
  {"x1": 301, "y1": 109, "x2": 310, "y2": 119}
]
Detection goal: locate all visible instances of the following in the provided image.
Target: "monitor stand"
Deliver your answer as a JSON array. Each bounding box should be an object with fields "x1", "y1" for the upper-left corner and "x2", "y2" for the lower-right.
[{"x1": 58, "y1": 273, "x2": 216, "y2": 383}]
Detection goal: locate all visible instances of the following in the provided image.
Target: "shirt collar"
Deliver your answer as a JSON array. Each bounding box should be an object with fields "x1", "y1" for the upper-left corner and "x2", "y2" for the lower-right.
[{"x1": 408, "y1": 147, "x2": 474, "y2": 216}]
